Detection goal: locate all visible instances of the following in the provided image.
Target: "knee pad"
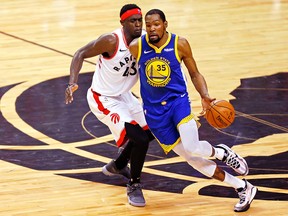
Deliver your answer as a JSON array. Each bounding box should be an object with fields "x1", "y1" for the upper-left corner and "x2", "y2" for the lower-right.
[
  {"x1": 179, "y1": 120, "x2": 212, "y2": 157},
  {"x1": 178, "y1": 120, "x2": 200, "y2": 154},
  {"x1": 186, "y1": 156, "x2": 216, "y2": 177}
]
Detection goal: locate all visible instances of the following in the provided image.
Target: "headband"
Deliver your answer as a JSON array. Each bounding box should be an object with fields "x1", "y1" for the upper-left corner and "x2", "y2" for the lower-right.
[{"x1": 120, "y1": 8, "x2": 142, "y2": 21}]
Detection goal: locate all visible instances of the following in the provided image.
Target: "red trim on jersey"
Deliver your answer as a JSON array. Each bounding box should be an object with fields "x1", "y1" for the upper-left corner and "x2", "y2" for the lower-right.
[
  {"x1": 91, "y1": 89, "x2": 110, "y2": 115},
  {"x1": 121, "y1": 28, "x2": 129, "y2": 48},
  {"x1": 143, "y1": 125, "x2": 149, "y2": 130},
  {"x1": 98, "y1": 57, "x2": 102, "y2": 69},
  {"x1": 116, "y1": 120, "x2": 138, "y2": 147},
  {"x1": 102, "y1": 33, "x2": 119, "y2": 60}
]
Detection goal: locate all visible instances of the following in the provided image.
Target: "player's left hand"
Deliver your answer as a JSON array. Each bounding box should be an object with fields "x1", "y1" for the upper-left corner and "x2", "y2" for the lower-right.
[
  {"x1": 199, "y1": 96, "x2": 216, "y2": 116},
  {"x1": 65, "y1": 83, "x2": 78, "y2": 104}
]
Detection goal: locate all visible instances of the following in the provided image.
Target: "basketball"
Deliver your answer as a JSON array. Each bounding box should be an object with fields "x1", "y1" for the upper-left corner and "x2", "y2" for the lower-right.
[{"x1": 205, "y1": 100, "x2": 235, "y2": 129}]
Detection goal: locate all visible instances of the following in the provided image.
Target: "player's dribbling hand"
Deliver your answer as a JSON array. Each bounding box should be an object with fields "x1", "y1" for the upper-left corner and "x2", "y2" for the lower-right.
[
  {"x1": 65, "y1": 83, "x2": 78, "y2": 104},
  {"x1": 199, "y1": 96, "x2": 216, "y2": 116}
]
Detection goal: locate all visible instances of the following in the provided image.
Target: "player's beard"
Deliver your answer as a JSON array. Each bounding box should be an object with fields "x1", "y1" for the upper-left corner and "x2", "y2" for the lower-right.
[
  {"x1": 149, "y1": 31, "x2": 165, "y2": 44},
  {"x1": 149, "y1": 36, "x2": 160, "y2": 44}
]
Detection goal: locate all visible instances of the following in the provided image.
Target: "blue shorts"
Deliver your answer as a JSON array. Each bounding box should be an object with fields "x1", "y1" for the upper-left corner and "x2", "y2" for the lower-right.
[{"x1": 144, "y1": 94, "x2": 195, "y2": 154}]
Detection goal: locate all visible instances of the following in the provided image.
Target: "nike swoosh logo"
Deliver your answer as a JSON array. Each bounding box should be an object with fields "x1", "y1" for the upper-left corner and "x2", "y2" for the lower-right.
[
  {"x1": 180, "y1": 93, "x2": 186, "y2": 97},
  {"x1": 144, "y1": 50, "x2": 153, "y2": 54},
  {"x1": 119, "y1": 49, "x2": 127, "y2": 52},
  {"x1": 164, "y1": 48, "x2": 174, "y2": 52}
]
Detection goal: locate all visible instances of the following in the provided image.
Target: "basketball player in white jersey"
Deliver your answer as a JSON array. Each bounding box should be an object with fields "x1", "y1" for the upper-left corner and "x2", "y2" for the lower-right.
[{"x1": 65, "y1": 4, "x2": 153, "y2": 207}]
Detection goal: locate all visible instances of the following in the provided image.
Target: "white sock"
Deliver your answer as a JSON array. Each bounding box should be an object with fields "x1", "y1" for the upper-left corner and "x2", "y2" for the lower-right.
[
  {"x1": 223, "y1": 171, "x2": 245, "y2": 189},
  {"x1": 214, "y1": 147, "x2": 225, "y2": 161}
]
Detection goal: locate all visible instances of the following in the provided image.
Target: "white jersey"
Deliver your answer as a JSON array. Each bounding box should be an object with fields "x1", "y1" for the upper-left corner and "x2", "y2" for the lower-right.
[{"x1": 91, "y1": 28, "x2": 139, "y2": 96}]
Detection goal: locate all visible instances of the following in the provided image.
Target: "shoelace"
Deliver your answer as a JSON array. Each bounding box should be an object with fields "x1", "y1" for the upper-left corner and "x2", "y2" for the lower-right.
[
  {"x1": 238, "y1": 190, "x2": 247, "y2": 204},
  {"x1": 128, "y1": 183, "x2": 142, "y2": 190},
  {"x1": 128, "y1": 184, "x2": 143, "y2": 195},
  {"x1": 226, "y1": 154, "x2": 240, "y2": 169},
  {"x1": 132, "y1": 184, "x2": 142, "y2": 190}
]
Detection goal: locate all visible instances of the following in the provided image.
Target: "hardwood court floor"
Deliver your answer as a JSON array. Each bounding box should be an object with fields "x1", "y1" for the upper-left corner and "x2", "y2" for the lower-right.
[{"x1": 0, "y1": 0, "x2": 287, "y2": 215}]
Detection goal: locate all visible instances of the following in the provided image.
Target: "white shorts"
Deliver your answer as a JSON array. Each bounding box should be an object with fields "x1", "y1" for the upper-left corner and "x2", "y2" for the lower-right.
[{"x1": 87, "y1": 88, "x2": 148, "y2": 147}]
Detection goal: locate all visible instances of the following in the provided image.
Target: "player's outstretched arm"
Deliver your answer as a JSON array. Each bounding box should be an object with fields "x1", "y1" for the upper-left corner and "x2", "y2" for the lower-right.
[
  {"x1": 65, "y1": 33, "x2": 117, "y2": 104},
  {"x1": 178, "y1": 36, "x2": 215, "y2": 114}
]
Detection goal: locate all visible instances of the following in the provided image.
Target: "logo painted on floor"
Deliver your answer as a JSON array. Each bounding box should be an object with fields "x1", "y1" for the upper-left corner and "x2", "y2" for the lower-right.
[{"x1": 0, "y1": 72, "x2": 287, "y2": 201}]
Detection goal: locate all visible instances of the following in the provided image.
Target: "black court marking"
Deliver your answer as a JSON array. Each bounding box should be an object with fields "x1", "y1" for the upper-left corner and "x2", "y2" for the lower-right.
[
  {"x1": 0, "y1": 29, "x2": 287, "y2": 200},
  {"x1": 199, "y1": 182, "x2": 288, "y2": 200},
  {"x1": 59, "y1": 171, "x2": 196, "y2": 194},
  {"x1": 0, "y1": 31, "x2": 95, "y2": 65},
  {"x1": 0, "y1": 83, "x2": 46, "y2": 146},
  {"x1": 1, "y1": 72, "x2": 287, "y2": 198}
]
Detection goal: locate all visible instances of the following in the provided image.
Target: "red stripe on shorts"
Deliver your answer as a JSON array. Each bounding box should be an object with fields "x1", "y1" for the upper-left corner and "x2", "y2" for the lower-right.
[
  {"x1": 116, "y1": 120, "x2": 138, "y2": 147},
  {"x1": 91, "y1": 89, "x2": 110, "y2": 115}
]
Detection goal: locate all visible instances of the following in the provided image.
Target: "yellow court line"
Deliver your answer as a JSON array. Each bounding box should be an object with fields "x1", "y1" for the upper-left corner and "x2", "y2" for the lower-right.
[
  {"x1": 0, "y1": 80, "x2": 115, "y2": 163},
  {"x1": 1, "y1": 80, "x2": 63, "y2": 145},
  {"x1": 236, "y1": 111, "x2": 288, "y2": 132}
]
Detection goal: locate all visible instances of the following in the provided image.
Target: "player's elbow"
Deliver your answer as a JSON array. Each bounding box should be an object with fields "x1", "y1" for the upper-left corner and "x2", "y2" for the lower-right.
[{"x1": 74, "y1": 49, "x2": 86, "y2": 61}]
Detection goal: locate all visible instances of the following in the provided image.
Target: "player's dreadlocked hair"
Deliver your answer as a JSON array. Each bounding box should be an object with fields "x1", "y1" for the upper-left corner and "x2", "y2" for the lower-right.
[
  {"x1": 120, "y1": 4, "x2": 141, "y2": 17},
  {"x1": 145, "y1": 9, "x2": 166, "y2": 22}
]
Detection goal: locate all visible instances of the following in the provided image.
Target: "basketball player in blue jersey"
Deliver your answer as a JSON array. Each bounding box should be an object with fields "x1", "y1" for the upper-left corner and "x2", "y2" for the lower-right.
[
  {"x1": 65, "y1": 4, "x2": 154, "y2": 207},
  {"x1": 129, "y1": 9, "x2": 257, "y2": 212}
]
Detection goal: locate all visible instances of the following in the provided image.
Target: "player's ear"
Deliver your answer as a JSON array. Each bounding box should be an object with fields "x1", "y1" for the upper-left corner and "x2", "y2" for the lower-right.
[
  {"x1": 164, "y1": 21, "x2": 168, "y2": 28},
  {"x1": 120, "y1": 20, "x2": 124, "y2": 26}
]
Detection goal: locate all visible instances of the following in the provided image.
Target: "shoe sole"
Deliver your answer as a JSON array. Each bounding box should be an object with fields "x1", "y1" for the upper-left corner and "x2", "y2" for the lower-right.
[
  {"x1": 102, "y1": 165, "x2": 131, "y2": 179},
  {"x1": 102, "y1": 166, "x2": 116, "y2": 177},
  {"x1": 235, "y1": 156, "x2": 249, "y2": 176},
  {"x1": 128, "y1": 199, "x2": 146, "y2": 207},
  {"x1": 249, "y1": 186, "x2": 258, "y2": 204},
  {"x1": 234, "y1": 186, "x2": 258, "y2": 212}
]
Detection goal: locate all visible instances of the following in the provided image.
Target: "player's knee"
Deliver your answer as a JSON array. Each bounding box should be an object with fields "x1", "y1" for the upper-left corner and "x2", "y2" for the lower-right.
[
  {"x1": 125, "y1": 122, "x2": 150, "y2": 148},
  {"x1": 187, "y1": 156, "x2": 216, "y2": 177},
  {"x1": 136, "y1": 133, "x2": 150, "y2": 147},
  {"x1": 187, "y1": 156, "x2": 204, "y2": 169},
  {"x1": 145, "y1": 129, "x2": 155, "y2": 142},
  {"x1": 191, "y1": 145, "x2": 203, "y2": 155},
  {"x1": 182, "y1": 140, "x2": 201, "y2": 155},
  {"x1": 131, "y1": 134, "x2": 149, "y2": 153}
]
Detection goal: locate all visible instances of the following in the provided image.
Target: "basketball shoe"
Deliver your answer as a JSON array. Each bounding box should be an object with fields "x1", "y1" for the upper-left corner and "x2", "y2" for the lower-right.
[
  {"x1": 234, "y1": 179, "x2": 258, "y2": 212},
  {"x1": 216, "y1": 144, "x2": 249, "y2": 176},
  {"x1": 127, "y1": 183, "x2": 146, "y2": 207},
  {"x1": 102, "y1": 160, "x2": 131, "y2": 179}
]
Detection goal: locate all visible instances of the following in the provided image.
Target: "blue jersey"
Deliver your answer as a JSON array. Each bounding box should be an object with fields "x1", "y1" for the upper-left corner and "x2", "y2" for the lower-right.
[
  {"x1": 137, "y1": 33, "x2": 197, "y2": 154},
  {"x1": 137, "y1": 33, "x2": 188, "y2": 112}
]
